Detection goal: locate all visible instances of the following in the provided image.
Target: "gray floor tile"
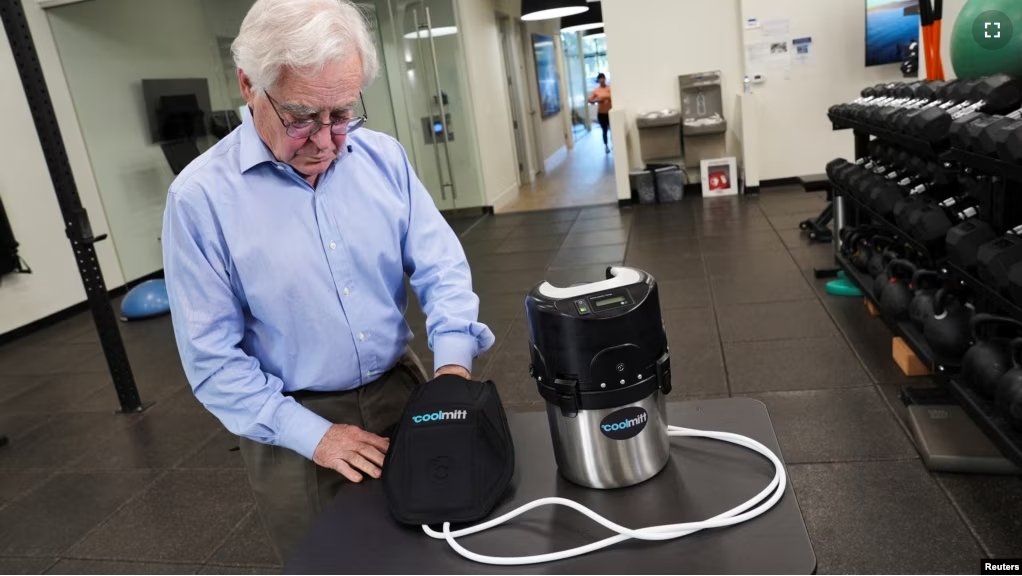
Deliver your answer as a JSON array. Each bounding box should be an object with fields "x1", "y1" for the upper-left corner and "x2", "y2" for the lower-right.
[
  {"x1": 568, "y1": 214, "x2": 631, "y2": 233},
  {"x1": 561, "y1": 229, "x2": 629, "y2": 248},
  {"x1": 46, "y1": 559, "x2": 202, "y2": 574},
  {"x1": 658, "y1": 278, "x2": 712, "y2": 309},
  {"x1": 622, "y1": 255, "x2": 705, "y2": 281},
  {"x1": 757, "y1": 194, "x2": 827, "y2": 217},
  {"x1": 710, "y1": 272, "x2": 815, "y2": 305},
  {"x1": 208, "y1": 509, "x2": 280, "y2": 567},
  {"x1": 703, "y1": 251, "x2": 800, "y2": 277},
  {"x1": 663, "y1": 307, "x2": 718, "y2": 348},
  {"x1": 504, "y1": 221, "x2": 574, "y2": 239},
  {"x1": 717, "y1": 300, "x2": 838, "y2": 343},
  {"x1": 0, "y1": 470, "x2": 51, "y2": 510},
  {"x1": 790, "y1": 460, "x2": 981, "y2": 574},
  {"x1": 551, "y1": 245, "x2": 626, "y2": 268},
  {"x1": 698, "y1": 230, "x2": 786, "y2": 255},
  {"x1": 474, "y1": 268, "x2": 548, "y2": 294},
  {"x1": 0, "y1": 373, "x2": 114, "y2": 414},
  {"x1": 70, "y1": 410, "x2": 221, "y2": 471},
  {"x1": 175, "y1": 429, "x2": 244, "y2": 470},
  {"x1": 740, "y1": 387, "x2": 916, "y2": 463},
  {"x1": 849, "y1": 336, "x2": 923, "y2": 385},
  {"x1": 0, "y1": 413, "x2": 143, "y2": 469},
  {"x1": 0, "y1": 343, "x2": 108, "y2": 376},
  {"x1": 819, "y1": 290, "x2": 893, "y2": 343},
  {"x1": 624, "y1": 234, "x2": 701, "y2": 256},
  {"x1": 696, "y1": 217, "x2": 776, "y2": 237},
  {"x1": 577, "y1": 204, "x2": 621, "y2": 220},
  {"x1": 788, "y1": 245, "x2": 838, "y2": 274},
  {"x1": 478, "y1": 292, "x2": 528, "y2": 321},
  {"x1": 0, "y1": 413, "x2": 52, "y2": 443},
  {"x1": 461, "y1": 238, "x2": 505, "y2": 256},
  {"x1": 936, "y1": 473, "x2": 1022, "y2": 557},
  {"x1": 765, "y1": 211, "x2": 827, "y2": 231},
  {"x1": 0, "y1": 558, "x2": 55, "y2": 574},
  {"x1": 198, "y1": 566, "x2": 280, "y2": 575},
  {"x1": 461, "y1": 225, "x2": 514, "y2": 244},
  {"x1": 468, "y1": 250, "x2": 555, "y2": 272},
  {"x1": 155, "y1": 386, "x2": 209, "y2": 414},
  {"x1": 69, "y1": 470, "x2": 253, "y2": 563},
  {"x1": 725, "y1": 337, "x2": 872, "y2": 393},
  {"x1": 542, "y1": 264, "x2": 618, "y2": 288},
  {"x1": 496, "y1": 234, "x2": 564, "y2": 254},
  {"x1": 777, "y1": 228, "x2": 823, "y2": 251},
  {"x1": 672, "y1": 343, "x2": 727, "y2": 398},
  {"x1": 0, "y1": 471, "x2": 158, "y2": 557}
]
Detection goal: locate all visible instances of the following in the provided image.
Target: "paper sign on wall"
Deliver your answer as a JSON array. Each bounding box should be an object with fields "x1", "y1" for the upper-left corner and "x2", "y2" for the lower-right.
[{"x1": 792, "y1": 37, "x2": 813, "y2": 66}]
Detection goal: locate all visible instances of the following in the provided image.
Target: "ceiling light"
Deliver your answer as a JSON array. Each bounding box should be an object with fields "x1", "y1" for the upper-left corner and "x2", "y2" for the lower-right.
[
  {"x1": 560, "y1": 1, "x2": 602, "y2": 32},
  {"x1": 521, "y1": 0, "x2": 588, "y2": 22},
  {"x1": 403, "y1": 26, "x2": 458, "y2": 39}
]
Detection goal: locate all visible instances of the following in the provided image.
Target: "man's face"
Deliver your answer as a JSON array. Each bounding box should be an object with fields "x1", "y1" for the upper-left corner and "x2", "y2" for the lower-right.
[
  {"x1": 240, "y1": 58, "x2": 363, "y2": 177},
  {"x1": 598, "y1": 77, "x2": 606, "y2": 87}
]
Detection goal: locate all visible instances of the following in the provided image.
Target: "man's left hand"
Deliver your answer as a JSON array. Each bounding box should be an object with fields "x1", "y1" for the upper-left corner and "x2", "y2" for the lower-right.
[{"x1": 435, "y1": 365, "x2": 471, "y2": 380}]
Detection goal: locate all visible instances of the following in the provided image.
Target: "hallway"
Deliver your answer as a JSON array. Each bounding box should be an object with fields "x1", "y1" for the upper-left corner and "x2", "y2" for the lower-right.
[{"x1": 498, "y1": 128, "x2": 618, "y2": 213}]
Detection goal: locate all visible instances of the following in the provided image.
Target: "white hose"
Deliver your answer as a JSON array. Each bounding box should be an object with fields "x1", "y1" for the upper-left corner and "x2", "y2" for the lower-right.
[{"x1": 422, "y1": 425, "x2": 786, "y2": 566}]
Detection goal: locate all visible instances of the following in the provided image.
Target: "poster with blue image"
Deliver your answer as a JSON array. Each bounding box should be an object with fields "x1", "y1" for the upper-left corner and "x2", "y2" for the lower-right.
[
  {"x1": 532, "y1": 34, "x2": 562, "y2": 119},
  {"x1": 866, "y1": 0, "x2": 920, "y2": 66}
]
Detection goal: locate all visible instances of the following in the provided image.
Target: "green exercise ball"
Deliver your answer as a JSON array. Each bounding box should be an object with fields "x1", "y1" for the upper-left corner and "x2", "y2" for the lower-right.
[{"x1": 951, "y1": 0, "x2": 1022, "y2": 78}]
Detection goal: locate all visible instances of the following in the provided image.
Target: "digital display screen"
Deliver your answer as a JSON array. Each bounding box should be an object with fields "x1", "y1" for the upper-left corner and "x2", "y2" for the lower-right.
[{"x1": 593, "y1": 295, "x2": 627, "y2": 308}]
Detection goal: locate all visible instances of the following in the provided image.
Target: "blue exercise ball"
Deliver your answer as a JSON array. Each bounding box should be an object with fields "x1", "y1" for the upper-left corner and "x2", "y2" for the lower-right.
[{"x1": 120, "y1": 279, "x2": 171, "y2": 321}]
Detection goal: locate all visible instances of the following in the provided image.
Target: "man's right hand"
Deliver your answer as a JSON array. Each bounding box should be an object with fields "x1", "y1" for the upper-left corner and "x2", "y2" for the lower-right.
[{"x1": 312, "y1": 424, "x2": 390, "y2": 482}]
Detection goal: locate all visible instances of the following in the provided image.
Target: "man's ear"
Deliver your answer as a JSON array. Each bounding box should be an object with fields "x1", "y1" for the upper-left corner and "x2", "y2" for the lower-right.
[{"x1": 238, "y1": 69, "x2": 256, "y2": 104}]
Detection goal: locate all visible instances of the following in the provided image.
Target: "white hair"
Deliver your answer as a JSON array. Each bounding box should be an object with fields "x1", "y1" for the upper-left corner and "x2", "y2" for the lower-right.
[{"x1": 232, "y1": 0, "x2": 379, "y2": 92}]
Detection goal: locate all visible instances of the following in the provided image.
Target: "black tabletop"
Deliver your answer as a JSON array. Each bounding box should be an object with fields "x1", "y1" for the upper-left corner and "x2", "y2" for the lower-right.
[{"x1": 286, "y1": 398, "x2": 816, "y2": 575}]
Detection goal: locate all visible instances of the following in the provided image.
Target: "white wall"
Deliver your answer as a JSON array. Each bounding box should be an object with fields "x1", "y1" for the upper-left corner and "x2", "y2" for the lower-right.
[
  {"x1": 738, "y1": 0, "x2": 908, "y2": 184},
  {"x1": 603, "y1": 0, "x2": 744, "y2": 184},
  {"x1": 456, "y1": 0, "x2": 520, "y2": 205},
  {"x1": 0, "y1": 0, "x2": 124, "y2": 336}
]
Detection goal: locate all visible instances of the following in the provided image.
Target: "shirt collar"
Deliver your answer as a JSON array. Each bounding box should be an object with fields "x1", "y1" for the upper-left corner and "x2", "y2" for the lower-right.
[
  {"x1": 238, "y1": 111, "x2": 278, "y2": 173},
  {"x1": 238, "y1": 111, "x2": 354, "y2": 174}
]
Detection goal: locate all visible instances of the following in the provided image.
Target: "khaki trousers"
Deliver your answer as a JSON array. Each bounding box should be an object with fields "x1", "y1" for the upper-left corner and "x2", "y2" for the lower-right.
[{"x1": 240, "y1": 352, "x2": 427, "y2": 562}]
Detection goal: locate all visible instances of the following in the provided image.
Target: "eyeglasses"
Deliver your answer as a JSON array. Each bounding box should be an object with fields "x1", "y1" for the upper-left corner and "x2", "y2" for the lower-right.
[{"x1": 264, "y1": 90, "x2": 368, "y2": 139}]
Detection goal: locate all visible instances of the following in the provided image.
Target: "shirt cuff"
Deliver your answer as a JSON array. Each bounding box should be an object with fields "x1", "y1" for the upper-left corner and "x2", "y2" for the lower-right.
[
  {"x1": 276, "y1": 399, "x2": 333, "y2": 460},
  {"x1": 432, "y1": 332, "x2": 477, "y2": 375}
]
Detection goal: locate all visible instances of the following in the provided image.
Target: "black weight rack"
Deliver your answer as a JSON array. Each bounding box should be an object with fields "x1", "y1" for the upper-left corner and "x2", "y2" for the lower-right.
[{"x1": 829, "y1": 118, "x2": 1022, "y2": 468}]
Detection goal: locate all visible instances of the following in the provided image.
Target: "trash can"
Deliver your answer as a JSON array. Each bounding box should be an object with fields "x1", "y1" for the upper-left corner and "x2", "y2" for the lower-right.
[
  {"x1": 654, "y1": 165, "x2": 685, "y2": 203},
  {"x1": 630, "y1": 170, "x2": 657, "y2": 204}
]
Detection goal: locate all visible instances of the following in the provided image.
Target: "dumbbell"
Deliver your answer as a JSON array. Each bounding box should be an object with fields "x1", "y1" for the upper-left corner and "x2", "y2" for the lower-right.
[
  {"x1": 908, "y1": 75, "x2": 1022, "y2": 143},
  {"x1": 992, "y1": 117, "x2": 1022, "y2": 162},
  {"x1": 828, "y1": 84, "x2": 894, "y2": 120},
  {"x1": 837, "y1": 82, "x2": 909, "y2": 122},
  {"x1": 890, "y1": 79, "x2": 970, "y2": 134},
  {"x1": 977, "y1": 225, "x2": 1022, "y2": 296},
  {"x1": 1006, "y1": 260, "x2": 1022, "y2": 309},
  {"x1": 955, "y1": 107, "x2": 1022, "y2": 156},
  {"x1": 947, "y1": 219, "x2": 997, "y2": 275},
  {"x1": 907, "y1": 196, "x2": 980, "y2": 250},
  {"x1": 866, "y1": 81, "x2": 945, "y2": 129}
]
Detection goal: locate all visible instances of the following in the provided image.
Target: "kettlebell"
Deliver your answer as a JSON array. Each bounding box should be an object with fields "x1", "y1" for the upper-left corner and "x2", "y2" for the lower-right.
[
  {"x1": 994, "y1": 338, "x2": 1022, "y2": 430},
  {"x1": 872, "y1": 250, "x2": 900, "y2": 300},
  {"x1": 960, "y1": 314, "x2": 1022, "y2": 398},
  {"x1": 922, "y1": 288, "x2": 974, "y2": 359},
  {"x1": 908, "y1": 270, "x2": 940, "y2": 329},
  {"x1": 879, "y1": 260, "x2": 916, "y2": 321},
  {"x1": 867, "y1": 236, "x2": 895, "y2": 278}
]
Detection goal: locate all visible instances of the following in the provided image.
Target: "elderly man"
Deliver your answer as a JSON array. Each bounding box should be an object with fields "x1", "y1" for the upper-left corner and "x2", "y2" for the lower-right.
[{"x1": 162, "y1": 0, "x2": 494, "y2": 560}]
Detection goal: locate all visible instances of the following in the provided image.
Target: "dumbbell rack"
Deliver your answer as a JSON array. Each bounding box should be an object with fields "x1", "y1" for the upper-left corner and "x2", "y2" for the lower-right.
[{"x1": 830, "y1": 120, "x2": 1022, "y2": 469}]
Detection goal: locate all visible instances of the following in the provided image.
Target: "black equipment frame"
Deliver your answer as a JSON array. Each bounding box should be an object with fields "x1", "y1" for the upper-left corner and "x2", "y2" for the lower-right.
[{"x1": 0, "y1": 0, "x2": 145, "y2": 413}]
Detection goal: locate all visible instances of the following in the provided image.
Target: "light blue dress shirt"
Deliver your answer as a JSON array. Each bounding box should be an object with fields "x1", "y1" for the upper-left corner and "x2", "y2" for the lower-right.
[{"x1": 162, "y1": 119, "x2": 495, "y2": 460}]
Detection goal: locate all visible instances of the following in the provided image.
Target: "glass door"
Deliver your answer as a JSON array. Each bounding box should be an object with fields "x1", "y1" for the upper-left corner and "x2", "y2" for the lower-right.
[{"x1": 371, "y1": 0, "x2": 484, "y2": 212}]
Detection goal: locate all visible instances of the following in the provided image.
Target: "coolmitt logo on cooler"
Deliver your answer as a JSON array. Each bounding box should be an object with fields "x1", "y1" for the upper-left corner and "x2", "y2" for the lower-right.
[
  {"x1": 600, "y1": 407, "x2": 649, "y2": 440},
  {"x1": 412, "y1": 410, "x2": 467, "y2": 424}
]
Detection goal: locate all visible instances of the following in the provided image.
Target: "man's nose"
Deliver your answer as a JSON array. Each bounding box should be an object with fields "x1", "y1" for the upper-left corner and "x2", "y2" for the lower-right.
[{"x1": 310, "y1": 122, "x2": 334, "y2": 149}]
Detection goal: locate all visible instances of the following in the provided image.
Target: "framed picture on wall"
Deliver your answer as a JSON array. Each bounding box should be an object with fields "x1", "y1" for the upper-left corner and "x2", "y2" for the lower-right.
[{"x1": 532, "y1": 33, "x2": 562, "y2": 119}]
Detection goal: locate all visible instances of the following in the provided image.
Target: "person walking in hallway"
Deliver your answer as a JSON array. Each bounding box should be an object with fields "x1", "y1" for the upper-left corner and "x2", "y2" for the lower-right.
[
  {"x1": 588, "y1": 73, "x2": 613, "y2": 154},
  {"x1": 161, "y1": 0, "x2": 494, "y2": 562}
]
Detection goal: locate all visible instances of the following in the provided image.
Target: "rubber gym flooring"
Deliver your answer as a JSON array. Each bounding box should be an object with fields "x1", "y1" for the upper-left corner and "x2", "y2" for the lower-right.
[{"x1": 0, "y1": 188, "x2": 1020, "y2": 574}]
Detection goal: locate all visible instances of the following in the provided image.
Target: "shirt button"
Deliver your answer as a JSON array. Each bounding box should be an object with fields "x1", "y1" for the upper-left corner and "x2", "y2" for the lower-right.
[
  {"x1": 366, "y1": 370, "x2": 372, "y2": 377},
  {"x1": 359, "y1": 332, "x2": 366, "y2": 341},
  {"x1": 329, "y1": 242, "x2": 337, "y2": 250},
  {"x1": 275, "y1": 165, "x2": 284, "y2": 171},
  {"x1": 343, "y1": 287, "x2": 350, "y2": 296}
]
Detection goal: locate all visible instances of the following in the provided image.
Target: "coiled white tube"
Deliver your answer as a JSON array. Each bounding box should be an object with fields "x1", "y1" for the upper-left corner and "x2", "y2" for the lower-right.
[{"x1": 422, "y1": 425, "x2": 786, "y2": 566}]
